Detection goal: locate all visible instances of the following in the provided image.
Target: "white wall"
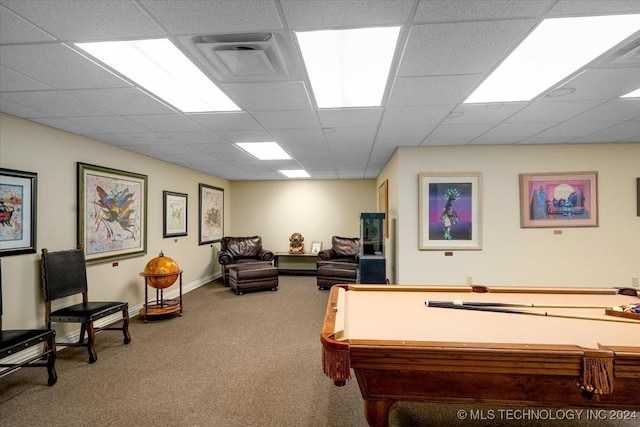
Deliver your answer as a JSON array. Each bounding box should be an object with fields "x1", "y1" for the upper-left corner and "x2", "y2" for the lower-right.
[
  {"x1": 1, "y1": 113, "x2": 229, "y2": 330},
  {"x1": 229, "y1": 179, "x2": 376, "y2": 252},
  {"x1": 388, "y1": 144, "x2": 640, "y2": 288}
]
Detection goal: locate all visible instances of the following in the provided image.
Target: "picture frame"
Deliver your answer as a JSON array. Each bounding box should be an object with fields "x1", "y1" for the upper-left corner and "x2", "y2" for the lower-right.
[
  {"x1": 418, "y1": 173, "x2": 482, "y2": 250},
  {"x1": 77, "y1": 163, "x2": 147, "y2": 264},
  {"x1": 519, "y1": 172, "x2": 598, "y2": 228},
  {"x1": 163, "y1": 191, "x2": 188, "y2": 238},
  {"x1": 199, "y1": 184, "x2": 223, "y2": 245},
  {"x1": 378, "y1": 179, "x2": 389, "y2": 238},
  {"x1": 310, "y1": 241, "x2": 322, "y2": 254},
  {"x1": 0, "y1": 168, "x2": 37, "y2": 257}
]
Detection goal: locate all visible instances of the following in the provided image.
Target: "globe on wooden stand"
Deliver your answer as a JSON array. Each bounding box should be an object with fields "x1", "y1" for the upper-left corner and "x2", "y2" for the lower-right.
[{"x1": 139, "y1": 251, "x2": 183, "y2": 323}]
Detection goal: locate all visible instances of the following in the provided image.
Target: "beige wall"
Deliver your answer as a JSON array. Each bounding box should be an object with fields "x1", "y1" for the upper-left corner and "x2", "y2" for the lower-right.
[
  {"x1": 385, "y1": 144, "x2": 640, "y2": 287},
  {"x1": 229, "y1": 179, "x2": 376, "y2": 253},
  {"x1": 0, "y1": 113, "x2": 229, "y2": 330}
]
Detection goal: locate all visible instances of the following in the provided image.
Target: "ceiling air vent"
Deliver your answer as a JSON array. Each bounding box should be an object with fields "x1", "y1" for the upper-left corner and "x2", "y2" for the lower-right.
[{"x1": 194, "y1": 33, "x2": 288, "y2": 81}]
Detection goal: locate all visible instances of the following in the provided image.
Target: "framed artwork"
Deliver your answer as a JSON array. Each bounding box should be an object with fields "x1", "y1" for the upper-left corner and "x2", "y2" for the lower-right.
[
  {"x1": 519, "y1": 172, "x2": 598, "y2": 228},
  {"x1": 163, "y1": 191, "x2": 188, "y2": 238},
  {"x1": 378, "y1": 179, "x2": 389, "y2": 238},
  {"x1": 77, "y1": 163, "x2": 147, "y2": 264},
  {"x1": 199, "y1": 184, "x2": 223, "y2": 245},
  {"x1": 418, "y1": 173, "x2": 482, "y2": 250},
  {"x1": 311, "y1": 241, "x2": 322, "y2": 253},
  {"x1": 0, "y1": 168, "x2": 37, "y2": 257}
]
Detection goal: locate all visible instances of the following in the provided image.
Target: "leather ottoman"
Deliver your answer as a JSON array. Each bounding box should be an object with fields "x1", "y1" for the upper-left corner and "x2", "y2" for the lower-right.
[
  {"x1": 228, "y1": 262, "x2": 278, "y2": 295},
  {"x1": 316, "y1": 261, "x2": 359, "y2": 290}
]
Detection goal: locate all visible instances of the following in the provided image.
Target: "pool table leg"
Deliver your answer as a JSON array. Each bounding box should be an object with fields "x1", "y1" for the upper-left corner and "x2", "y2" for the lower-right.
[{"x1": 364, "y1": 399, "x2": 398, "y2": 427}]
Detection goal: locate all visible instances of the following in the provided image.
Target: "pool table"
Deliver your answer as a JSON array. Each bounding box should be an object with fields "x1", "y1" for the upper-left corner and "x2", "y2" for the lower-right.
[{"x1": 321, "y1": 284, "x2": 640, "y2": 427}]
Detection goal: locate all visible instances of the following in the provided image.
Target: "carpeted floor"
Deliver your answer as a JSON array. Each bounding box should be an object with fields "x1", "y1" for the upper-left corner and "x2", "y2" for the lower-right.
[{"x1": 1, "y1": 276, "x2": 636, "y2": 427}]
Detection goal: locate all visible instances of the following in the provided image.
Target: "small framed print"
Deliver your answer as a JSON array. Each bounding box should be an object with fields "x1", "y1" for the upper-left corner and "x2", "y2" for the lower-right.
[
  {"x1": 199, "y1": 184, "x2": 223, "y2": 245},
  {"x1": 0, "y1": 168, "x2": 37, "y2": 257},
  {"x1": 311, "y1": 241, "x2": 323, "y2": 253},
  {"x1": 519, "y1": 172, "x2": 598, "y2": 228},
  {"x1": 163, "y1": 191, "x2": 187, "y2": 238}
]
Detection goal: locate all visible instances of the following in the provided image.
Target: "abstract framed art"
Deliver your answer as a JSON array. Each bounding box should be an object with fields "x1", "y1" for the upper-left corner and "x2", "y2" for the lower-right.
[
  {"x1": 519, "y1": 172, "x2": 598, "y2": 228},
  {"x1": 163, "y1": 191, "x2": 187, "y2": 238},
  {"x1": 0, "y1": 168, "x2": 37, "y2": 257},
  {"x1": 199, "y1": 184, "x2": 223, "y2": 245},
  {"x1": 77, "y1": 162, "x2": 147, "y2": 264},
  {"x1": 418, "y1": 173, "x2": 482, "y2": 250}
]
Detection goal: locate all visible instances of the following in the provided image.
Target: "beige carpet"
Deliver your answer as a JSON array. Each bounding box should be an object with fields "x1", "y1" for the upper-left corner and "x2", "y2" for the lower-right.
[{"x1": 1, "y1": 276, "x2": 636, "y2": 427}]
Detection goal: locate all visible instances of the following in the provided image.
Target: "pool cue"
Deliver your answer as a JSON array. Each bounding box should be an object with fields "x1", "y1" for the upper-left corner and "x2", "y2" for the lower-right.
[
  {"x1": 426, "y1": 300, "x2": 612, "y2": 309},
  {"x1": 424, "y1": 302, "x2": 640, "y2": 323}
]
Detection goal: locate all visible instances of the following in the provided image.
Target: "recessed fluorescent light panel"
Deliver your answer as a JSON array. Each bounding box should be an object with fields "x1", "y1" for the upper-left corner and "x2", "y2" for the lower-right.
[
  {"x1": 465, "y1": 14, "x2": 640, "y2": 103},
  {"x1": 621, "y1": 88, "x2": 640, "y2": 98},
  {"x1": 75, "y1": 39, "x2": 240, "y2": 112},
  {"x1": 296, "y1": 26, "x2": 401, "y2": 108},
  {"x1": 279, "y1": 170, "x2": 310, "y2": 178},
  {"x1": 235, "y1": 142, "x2": 291, "y2": 160}
]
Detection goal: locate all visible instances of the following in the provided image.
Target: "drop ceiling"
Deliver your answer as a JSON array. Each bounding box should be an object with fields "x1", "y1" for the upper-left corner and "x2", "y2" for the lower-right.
[{"x1": 1, "y1": 0, "x2": 639, "y2": 181}]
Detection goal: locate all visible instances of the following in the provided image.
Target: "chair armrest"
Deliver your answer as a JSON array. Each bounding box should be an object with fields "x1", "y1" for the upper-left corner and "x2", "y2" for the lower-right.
[
  {"x1": 317, "y1": 248, "x2": 336, "y2": 261},
  {"x1": 258, "y1": 249, "x2": 274, "y2": 261},
  {"x1": 218, "y1": 250, "x2": 234, "y2": 265}
]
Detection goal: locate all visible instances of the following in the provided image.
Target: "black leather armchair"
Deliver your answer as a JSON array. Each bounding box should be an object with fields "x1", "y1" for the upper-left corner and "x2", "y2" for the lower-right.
[
  {"x1": 316, "y1": 236, "x2": 360, "y2": 290},
  {"x1": 217, "y1": 236, "x2": 274, "y2": 286}
]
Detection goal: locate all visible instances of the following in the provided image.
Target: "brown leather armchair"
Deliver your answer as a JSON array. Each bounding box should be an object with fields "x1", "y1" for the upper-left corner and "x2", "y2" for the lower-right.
[
  {"x1": 316, "y1": 236, "x2": 360, "y2": 290},
  {"x1": 218, "y1": 236, "x2": 275, "y2": 286}
]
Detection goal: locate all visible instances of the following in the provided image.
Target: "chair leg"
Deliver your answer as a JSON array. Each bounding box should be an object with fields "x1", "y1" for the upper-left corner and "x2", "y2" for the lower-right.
[
  {"x1": 79, "y1": 323, "x2": 87, "y2": 344},
  {"x1": 86, "y1": 322, "x2": 97, "y2": 363},
  {"x1": 122, "y1": 308, "x2": 131, "y2": 344},
  {"x1": 45, "y1": 338, "x2": 58, "y2": 386}
]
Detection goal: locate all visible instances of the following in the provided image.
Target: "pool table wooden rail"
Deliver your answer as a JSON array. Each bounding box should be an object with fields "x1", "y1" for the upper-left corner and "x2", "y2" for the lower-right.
[{"x1": 321, "y1": 284, "x2": 640, "y2": 427}]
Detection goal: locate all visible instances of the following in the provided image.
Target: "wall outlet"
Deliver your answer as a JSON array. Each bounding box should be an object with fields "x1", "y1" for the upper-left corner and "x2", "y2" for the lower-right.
[
  {"x1": 632, "y1": 277, "x2": 639, "y2": 288},
  {"x1": 466, "y1": 276, "x2": 473, "y2": 286}
]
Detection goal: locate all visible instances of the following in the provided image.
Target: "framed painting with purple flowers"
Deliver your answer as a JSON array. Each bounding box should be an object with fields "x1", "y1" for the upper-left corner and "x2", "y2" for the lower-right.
[
  {"x1": 418, "y1": 173, "x2": 482, "y2": 250},
  {"x1": 77, "y1": 163, "x2": 147, "y2": 264},
  {"x1": 0, "y1": 168, "x2": 37, "y2": 257}
]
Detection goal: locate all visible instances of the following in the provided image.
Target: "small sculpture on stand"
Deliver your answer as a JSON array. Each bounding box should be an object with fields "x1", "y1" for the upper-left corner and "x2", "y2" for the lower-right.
[
  {"x1": 289, "y1": 232, "x2": 305, "y2": 254},
  {"x1": 139, "y1": 251, "x2": 183, "y2": 323}
]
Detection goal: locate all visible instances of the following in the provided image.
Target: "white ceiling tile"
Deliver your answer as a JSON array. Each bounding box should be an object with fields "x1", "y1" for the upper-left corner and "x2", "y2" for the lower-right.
[
  {"x1": 570, "y1": 120, "x2": 640, "y2": 143},
  {"x1": 223, "y1": 81, "x2": 312, "y2": 110},
  {"x1": 547, "y1": 68, "x2": 640, "y2": 101},
  {"x1": 568, "y1": 99, "x2": 640, "y2": 122},
  {"x1": 427, "y1": 123, "x2": 495, "y2": 140},
  {"x1": 414, "y1": 0, "x2": 554, "y2": 22},
  {"x1": 2, "y1": 0, "x2": 164, "y2": 40},
  {"x1": 376, "y1": 125, "x2": 435, "y2": 145},
  {"x1": 214, "y1": 129, "x2": 275, "y2": 143},
  {"x1": 505, "y1": 100, "x2": 604, "y2": 123},
  {"x1": 31, "y1": 117, "x2": 100, "y2": 135},
  {"x1": 140, "y1": 0, "x2": 283, "y2": 34},
  {"x1": 125, "y1": 114, "x2": 205, "y2": 133},
  {"x1": 398, "y1": 20, "x2": 536, "y2": 76},
  {"x1": 388, "y1": 75, "x2": 482, "y2": 106},
  {"x1": 381, "y1": 106, "x2": 452, "y2": 126},
  {"x1": 0, "y1": 5, "x2": 55, "y2": 43},
  {"x1": 0, "y1": 98, "x2": 49, "y2": 118},
  {"x1": 317, "y1": 108, "x2": 383, "y2": 128},
  {"x1": 268, "y1": 128, "x2": 327, "y2": 145},
  {"x1": 547, "y1": 0, "x2": 640, "y2": 16},
  {"x1": 109, "y1": 133, "x2": 176, "y2": 145},
  {"x1": 67, "y1": 88, "x2": 175, "y2": 115},
  {"x1": 0, "y1": 44, "x2": 129, "y2": 89},
  {"x1": 323, "y1": 126, "x2": 377, "y2": 143},
  {"x1": 1, "y1": 91, "x2": 111, "y2": 116},
  {"x1": 442, "y1": 103, "x2": 527, "y2": 124},
  {"x1": 253, "y1": 110, "x2": 319, "y2": 129},
  {"x1": 165, "y1": 131, "x2": 227, "y2": 145},
  {"x1": 189, "y1": 112, "x2": 263, "y2": 131},
  {"x1": 473, "y1": 122, "x2": 557, "y2": 143},
  {"x1": 65, "y1": 116, "x2": 151, "y2": 134},
  {"x1": 0, "y1": 65, "x2": 53, "y2": 91},
  {"x1": 281, "y1": 0, "x2": 413, "y2": 30}
]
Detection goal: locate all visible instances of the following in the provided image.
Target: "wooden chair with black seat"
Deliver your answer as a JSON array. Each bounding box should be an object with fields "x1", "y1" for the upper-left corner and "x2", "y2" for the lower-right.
[
  {"x1": 40, "y1": 248, "x2": 131, "y2": 363},
  {"x1": 0, "y1": 259, "x2": 57, "y2": 385}
]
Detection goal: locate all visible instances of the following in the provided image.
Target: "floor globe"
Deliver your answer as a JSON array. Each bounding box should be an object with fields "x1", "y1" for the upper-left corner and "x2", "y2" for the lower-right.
[{"x1": 142, "y1": 251, "x2": 181, "y2": 289}]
